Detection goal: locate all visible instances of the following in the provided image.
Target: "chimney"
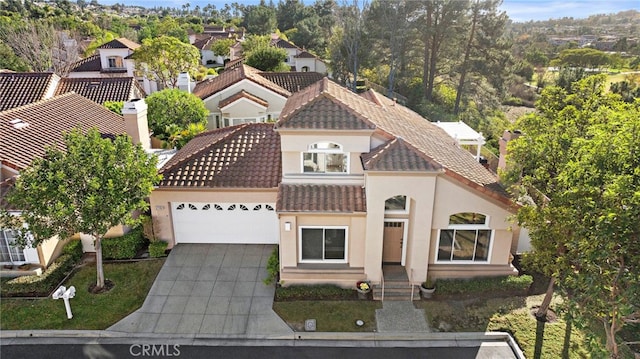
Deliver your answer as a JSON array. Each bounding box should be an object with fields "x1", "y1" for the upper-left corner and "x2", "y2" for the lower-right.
[
  {"x1": 498, "y1": 130, "x2": 522, "y2": 172},
  {"x1": 122, "y1": 99, "x2": 151, "y2": 150},
  {"x1": 177, "y1": 72, "x2": 191, "y2": 93}
]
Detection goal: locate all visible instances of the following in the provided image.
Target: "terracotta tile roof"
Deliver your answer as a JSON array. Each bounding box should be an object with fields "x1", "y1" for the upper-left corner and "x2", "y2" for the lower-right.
[
  {"x1": 276, "y1": 78, "x2": 376, "y2": 130},
  {"x1": 0, "y1": 72, "x2": 58, "y2": 111},
  {"x1": 159, "y1": 123, "x2": 281, "y2": 188},
  {"x1": 193, "y1": 36, "x2": 214, "y2": 50},
  {"x1": 294, "y1": 50, "x2": 317, "y2": 59},
  {"x1": 192, "y1": 64, "x2": 291, "y2": 100},
  {"x1": 98, "y1": 37, "x2": 140, "y2": 50},
  {"x1": 219, "y1": 90, "x2": 268, "y2": 109},
  {"x1": 277, "y1": 184, "x2": 366, "y2": 213},
  {"x1": 362, "y1": 138, "x2": 443, "y2": 172},
  {"x1": 271, "y1": 38, "x2": 299, "y2": 49},
  {"x1": 55, "y1": 77, "x2": 145, "y2": 104},
  {"x1": 258, "y1": 72, "x2": 325, "y2": 93},
  {"x1": 0, "y1": 93, "x2": 127, "y2": 171},
  {"x1": 68, "y1": 54, "x2": 101, "y2": 72}
]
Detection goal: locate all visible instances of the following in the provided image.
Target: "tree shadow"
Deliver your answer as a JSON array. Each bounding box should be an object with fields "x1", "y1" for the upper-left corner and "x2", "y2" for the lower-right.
[
  {"x1": 562, "y1": 319, "x2": 572, "y2": 359},
  {"x1": 534, "y1": 318, "x2": 546, "y2": 359}
]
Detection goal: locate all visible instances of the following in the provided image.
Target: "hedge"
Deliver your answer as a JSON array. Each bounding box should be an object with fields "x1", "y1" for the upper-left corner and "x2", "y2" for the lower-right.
[
  {"x1": 62, "y1": 239, "x2": 84, "y2": 263},
  {"x1": 102, "y1": 227, "x2": 147, "y2": 260},
  {"x1": 436, "y1": 275, "x2": 533, "y2": 296},
  {"x1": 275, "y1": 285, "x2": 356, "y2": 301},
  {"x1": 148, "y1": 241, "x2": 168, "y2": 258},
  {"x1": 1, "y1": 254, "x2": 76, "y2": 297}
]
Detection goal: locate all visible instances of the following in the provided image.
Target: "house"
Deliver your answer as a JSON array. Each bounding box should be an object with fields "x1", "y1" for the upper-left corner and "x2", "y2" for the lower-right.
[
  {"x1": 271, "y1": 37, "x2": 328, "y2": 74},
  {"x1": 0, "y1": 93, "x2": 152, "y2": 268},
  {"x1": 67, "y1": 37, "x2": 159, "y2": 95},
  {"x1": 0, "y1": 72, "x2": 145, "y2": 110},
  {"x1": 192, "y1": 63, "x2": 323, "y2": 129},
  {"x1": 149, "y1": 78, "x2": 520, "y2": 291}
]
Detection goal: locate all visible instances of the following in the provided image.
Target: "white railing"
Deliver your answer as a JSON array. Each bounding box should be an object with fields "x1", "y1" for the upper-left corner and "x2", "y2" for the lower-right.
[
  {"x1": 410, "y1": 268, "x2": 415, "y2": 301},
  {"x1": 380, "y1": 269, "x2": 385, "y2": 303}
]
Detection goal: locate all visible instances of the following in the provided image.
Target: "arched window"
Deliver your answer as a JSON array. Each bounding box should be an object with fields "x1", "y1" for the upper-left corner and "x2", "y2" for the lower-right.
[
  {"x1": 437, "y1": 212, "x2": 492, "y2": 262},
  {"x1": 301, "y1": 66, "x2": 310, "y2": 72},
  {"x1": 385, "y1": 195, "x2": 407, "y2": 213},
  {"x1": 302, "y1": 142, "x2": 348, "y2": 173}
]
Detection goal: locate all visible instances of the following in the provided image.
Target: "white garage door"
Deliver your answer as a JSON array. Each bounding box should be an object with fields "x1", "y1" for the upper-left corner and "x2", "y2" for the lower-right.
[{"x1": 171, "y1": 202, "x2": 279, "y2": 244}]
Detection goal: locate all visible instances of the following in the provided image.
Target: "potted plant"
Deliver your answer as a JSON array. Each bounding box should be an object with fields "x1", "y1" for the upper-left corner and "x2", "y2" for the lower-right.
[
  {"x1": 356, "y1": 281, "x2": 371, "y2": 300},
  {"x1": 420, "y1": 277, "x2": 436, "y2": 299}
]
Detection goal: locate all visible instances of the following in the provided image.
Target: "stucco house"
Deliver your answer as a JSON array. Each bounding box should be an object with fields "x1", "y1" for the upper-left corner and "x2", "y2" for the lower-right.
[
  {"x1": 192, "y1": 63, "x2": 323, "y2": 129},
  {"x1": 150, "y1": 78, "x2": 521, "y2": 296},
  {"x1": 271, "y1": 38, "x2": 328, "y2": 74},
  {"x1": 0, "y1": 93, "x2": 152, "y2": 268}
]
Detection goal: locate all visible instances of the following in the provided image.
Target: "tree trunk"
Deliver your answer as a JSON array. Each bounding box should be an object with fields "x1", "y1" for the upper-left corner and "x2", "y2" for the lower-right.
[
  {"x1": 454, "y1": 0, "x2": 479, "y2": 115},
  {"x1": 422, "y1": 3, "x2": 433, "y2": 101},
  {"x1": 95, "y1": 235, "x2": 105, "y2": 289},
  {"x1": 536, "y1": 276, "x2": 555, "y2": 321}
]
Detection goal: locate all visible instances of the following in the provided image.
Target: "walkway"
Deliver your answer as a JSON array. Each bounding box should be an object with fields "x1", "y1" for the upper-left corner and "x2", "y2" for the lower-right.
[{"x1": 108, "y1": 244, "x2": 292, "y2": 337}]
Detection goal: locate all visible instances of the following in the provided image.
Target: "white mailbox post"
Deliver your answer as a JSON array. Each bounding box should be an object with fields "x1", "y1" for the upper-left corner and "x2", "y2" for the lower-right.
[{"x1": 52, "y1": 285, "x2": 76, "y2": 319}]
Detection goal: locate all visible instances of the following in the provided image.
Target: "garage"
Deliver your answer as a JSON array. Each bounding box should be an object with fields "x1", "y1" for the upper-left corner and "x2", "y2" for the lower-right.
[{"x1": 171, "y1": 202, "x2": 279, "y2": 244}]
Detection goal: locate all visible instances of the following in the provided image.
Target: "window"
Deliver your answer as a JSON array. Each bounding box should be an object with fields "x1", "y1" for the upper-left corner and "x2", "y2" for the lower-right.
[
  {"x1": 0, "y1": 230, "x2": 25, "y2": 263},
  {"x1": 107, "y1": 56, "x2": 123, "y2": 68},
  {"x1": 437, "y1": 212, "x2": 492, "y2": 263},
  {"x1": 301, "y1": 66, "x2": 309, "y2": 72},
  {"x1": 385, "y1": 195, "x2": 407, "y2": 212},
  {"x1": 300, "y1": 227, "x2": 347, "y2": 263},
  {"x1": 302, "y1": 142, "x2": 348, "y2": 173}
]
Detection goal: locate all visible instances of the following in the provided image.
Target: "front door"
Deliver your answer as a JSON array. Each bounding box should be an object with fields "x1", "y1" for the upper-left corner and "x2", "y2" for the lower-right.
[{"x1": 383, "y1": 221, "x2": 404, "y2": 263}]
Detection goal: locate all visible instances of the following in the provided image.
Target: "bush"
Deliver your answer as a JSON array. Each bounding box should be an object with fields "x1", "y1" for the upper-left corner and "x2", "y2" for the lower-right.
[
  {"x1": 437, "y1": 275, "x2": 533, "y2": 296},
  {"x1": 62, "y1": 239, "x2": 84, "y2": 263},
  {"x1": 275, "y1": 285, "x2": 356, "y2": 301},
  {"x1": 148, "y1": 241, "x2": 168, "y2": 258},
  {"x1": 1, "y1": 254, "x2": 76, "y2": 297},
  {"x1": 263, "y1": 246, "x2": 279, "y2": 285},
  {"x1": 102, "y1": 227, "x2": 147, "y2": 260}
]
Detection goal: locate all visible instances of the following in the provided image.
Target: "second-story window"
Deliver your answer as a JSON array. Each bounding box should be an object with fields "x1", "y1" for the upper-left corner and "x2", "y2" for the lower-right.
[
  {"x1": 107, "y1": 56, "x2": 123, "y2": 68},
  {"x1": 302, "y1": 142, "x2": 348, "y2": 173}
]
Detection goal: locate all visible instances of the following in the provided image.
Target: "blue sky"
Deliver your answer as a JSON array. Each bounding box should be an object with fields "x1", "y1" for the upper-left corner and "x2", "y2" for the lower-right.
[{"x1": 99, "y1": 0, "x2": 639, "y2": 23}]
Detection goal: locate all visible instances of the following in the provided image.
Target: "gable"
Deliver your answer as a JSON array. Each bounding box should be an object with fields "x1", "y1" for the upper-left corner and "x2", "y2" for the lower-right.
[
  {"x1": 362, "y1": 138, "x2": 443, "y2": 172},
  {"x1": 277, "y1": 96, "x2": 375, "y2": 130}
]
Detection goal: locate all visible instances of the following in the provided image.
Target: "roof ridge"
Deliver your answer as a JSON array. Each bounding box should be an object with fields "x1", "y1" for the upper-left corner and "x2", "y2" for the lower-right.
[
  {"x1": 362, "y1": 138, "x2": 397, "y2": 170},
  {"x1": 275, "y1": 79, "x2": 325, "y2": 127},
  {"x1": 160, "y1": 124, "x2": 250, "y2": 174},
  {"x1": 322, "y1": 80, "x2": 378, "y2": 129}
]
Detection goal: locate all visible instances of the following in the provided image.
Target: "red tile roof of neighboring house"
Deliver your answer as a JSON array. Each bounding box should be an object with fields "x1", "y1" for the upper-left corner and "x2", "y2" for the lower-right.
[
  {"x1": 55, "y1": 77, "x2": 145, "y2": 104},
  {"x1": 98, "y1": 37, "x2": 140, "y2": 50},
  {"x1": 294, "y1": 50, "x2": 317, "y2": 59},
  {"x1": 0, "y1": 93, "x2": 127, "y2": 171},
  {"x1": 362, "y1": 138, "x2": 443, "y2": 172},
  {"x1": 271, "y1": 38, "x2": 299, "y2": 49},
  {"x1": 68, "y1": 54, "x2": 102, "y2": 73},
  {"x1": 277, "y1": 184, "x2": 367, "y2": 213},
  {"x1": 219, "y1": 90, "x2": 268, "y2": 109},
  {"x1": 259, "y1": 72, "x2": 325, "y2": 93},
  {"x1": 193, "y1": 36, "x2": 215, "y2": 50},
  {"x1": 192, "y1": 64, "x2": 291, "y2": 100},
  {"x1": 159, "y1": 123, "x2": 281, "y2": 188},
  {"x1": 0, "y1": 72, "x2": 58, "y2": 111}
]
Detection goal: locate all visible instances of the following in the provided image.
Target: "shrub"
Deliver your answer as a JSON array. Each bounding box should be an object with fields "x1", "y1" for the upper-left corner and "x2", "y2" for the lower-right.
[
  {"x1": 1, "y1": 254, "x2": 76, "y2": 297},
  {"x1": 437, "y1": 275, "x2": 533, "y2": 296},
  {"x1": 149, "y1": 241, "x2": 168, "y2": 258},
  {"x1": 263, "y1": 246, "x2": 279, "y2": 285},
  {"x1": 102, "y1": 227, "x2": 147, "y2": 260},
  {"x1": 275, "y1": 285, "x2": 356, "y2": 301},
  {"x1": 62, "y1": 239, "x2": 83, "y2": 263}
]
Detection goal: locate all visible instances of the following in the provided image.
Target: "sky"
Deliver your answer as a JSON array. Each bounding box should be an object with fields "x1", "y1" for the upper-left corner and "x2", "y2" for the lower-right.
[{"x1": 99, "y1": 0, "x2": 640, "y2": 23}]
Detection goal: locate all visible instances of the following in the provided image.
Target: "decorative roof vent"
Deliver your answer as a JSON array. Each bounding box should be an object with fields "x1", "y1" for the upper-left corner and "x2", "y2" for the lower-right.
[{"x1": 10, "y1": 118, "x2": 29, "y2": 129}]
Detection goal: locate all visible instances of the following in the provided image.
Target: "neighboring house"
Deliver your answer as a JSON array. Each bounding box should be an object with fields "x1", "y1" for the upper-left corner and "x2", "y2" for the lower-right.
[
  {"x1": 0, "y1": 93, "x2": 152, "y2": 267},
  {"x1": 192, "y1": 63, "x2": 323, "y2": 129},
  {"x1": 67, "y1": 37, "x2": 159, "y2": 95},
  {"x1": 150, "y1": 78, "x2": 521, "y2": 291},
  {"x1": 0, "y1": 72, "x2": 145, "y2": 109},
  {"x1": 271, "y1": 38, "x2": 328, "y2": 74}
]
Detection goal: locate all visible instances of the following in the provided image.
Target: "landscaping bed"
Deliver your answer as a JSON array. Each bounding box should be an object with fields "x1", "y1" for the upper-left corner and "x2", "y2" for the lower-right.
[{"x1": 275, "y1": 285, "x2": 359, "y2": 301}]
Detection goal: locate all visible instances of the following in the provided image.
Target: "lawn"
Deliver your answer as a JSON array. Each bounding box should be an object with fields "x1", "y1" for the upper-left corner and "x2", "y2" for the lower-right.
[
  {"x1": 273, "y1": 301, "x2": 381, "y2": 332},
  {"x1": 0, "y1": 259, "x2": 164, "y2": 330}
]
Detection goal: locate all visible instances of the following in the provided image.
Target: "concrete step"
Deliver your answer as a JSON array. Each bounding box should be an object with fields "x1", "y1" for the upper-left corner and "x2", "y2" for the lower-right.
[{"x1": 373, "y1": 284, "x2": 420, "y2": 301}]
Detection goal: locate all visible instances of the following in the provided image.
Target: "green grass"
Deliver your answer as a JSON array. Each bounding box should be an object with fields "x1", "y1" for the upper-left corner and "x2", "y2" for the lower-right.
[
  {"x1": 273, "y1": 301, "x2": 381, "y2": 332},
  {"x1": 0, "y1": 259, "x2": 164, "y2": 330}
]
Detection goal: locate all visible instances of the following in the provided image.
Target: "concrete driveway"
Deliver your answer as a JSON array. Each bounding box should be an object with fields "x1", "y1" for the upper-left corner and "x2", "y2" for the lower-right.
[{"x1": 108, "y1": 244, "x2": 292, "y2": 337}]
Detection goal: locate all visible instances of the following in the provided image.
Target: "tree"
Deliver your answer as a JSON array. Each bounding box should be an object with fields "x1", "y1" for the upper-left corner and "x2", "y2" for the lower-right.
[
  {"x1": 0, "y1": 41, "x2": 30, "y2": 71},
  {"x1": 244, "y1": 2, "x2": 277, "y2": 35},
  {"x1": 277, "y1": 0, "x2": 307, "y2": 31},
  {"x1": 334, "y1": 0, "x2": 370, "y2": 92},
  {"x1": 4, "y1": 129, "x2": 160, "y2": 290},
  {"x1": 244, "y1": 45, "x2": 289, "y2": 72},
  {"x1": 551, "y1": 48, "x2": 611, "y2": 69},
  {"x1": 132, "y1": 36, "x2": 201, "y2": 89},
  {"x1": 211, "y1": 38, "x2": 235, "y2": 58},
  {"x1": 0, "y1": 18, "x2": 56, "y2": 72},
  {"x1": 504, "y1": 75, "x2": 640, "y2": 357},
  {"x1": 145, "y1": 89, "x2": 208, "y2": 142}
]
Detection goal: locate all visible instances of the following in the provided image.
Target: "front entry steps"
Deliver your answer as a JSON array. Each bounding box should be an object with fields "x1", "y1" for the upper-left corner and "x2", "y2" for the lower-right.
[{"x1": 373, "y1": 265, "x2": 420, "y2": 301}]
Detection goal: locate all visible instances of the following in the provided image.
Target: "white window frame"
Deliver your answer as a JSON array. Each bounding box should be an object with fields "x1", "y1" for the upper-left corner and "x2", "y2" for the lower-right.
[
  {"x1": 0, "y1": 229, "x2": 26, "y2": 263},
  {"x1": 384, "y1": 195, "x2": 409, "y2": 214},
  {"x1": 107, "y1": 56, "x2": 123, "y2": 68},
  {"x1": 298, "y1": 226, "x2": 348, "y2": 263},
  {"x1": 301, "y1": 142, "x2": 349, "y2": 174},
  {"x1": 435, "y1": 212, "x2": 493, "y2": 264}
]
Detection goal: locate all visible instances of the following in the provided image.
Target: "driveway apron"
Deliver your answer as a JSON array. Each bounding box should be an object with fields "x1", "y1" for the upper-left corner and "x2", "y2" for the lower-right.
[{"x1": 108, "y1": 244, "x2": 293, "y2": 336}]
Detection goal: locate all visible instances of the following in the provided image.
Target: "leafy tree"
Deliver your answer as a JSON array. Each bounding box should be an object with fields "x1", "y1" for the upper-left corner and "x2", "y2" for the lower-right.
[
  {"x1": 132, "y1": 36, "x2": 201, "y2": 89},
  {"x1": 0, "y1": 18, "x2": 55, "y2": 72},
  {"x1": 3, "y1": 129, "x2": 160, "y2": 290},
  {"x1": 334, "y1": 0, "x2": 371, "y2": 92},
  {"x1": 166, "y1": 122, "x2": 207, "y2": 149},
  {"x1": 245, "y1": 45, "x2": 289, "y2": 72},
  {"x1": 244, "y1": 2, "x2": 277, "y2": 35},
  {"x1": 0, "y1": 41, "x2": 30, "y2": 71},
  {"x1": 277, "y1": 0, "x2": 307, "y2": 31},
  {"x1": 210, "y1": 38, "x2": 235, "y2": 58},
  {"x1": 288, "y1": 15, "x2": 325, "y2": 54},
  {"x1": 146, "y1": 89, "x2": 208, "y2": 142},
  {"x1": 551, "y1": 48, "x2": 611, "y2": 69},
  {"x1": 504, "y1": 75, "x2": 640, "y2": 357},
  {"x1": 103, "y1": 101, "x2": 124, "y2": 114}
]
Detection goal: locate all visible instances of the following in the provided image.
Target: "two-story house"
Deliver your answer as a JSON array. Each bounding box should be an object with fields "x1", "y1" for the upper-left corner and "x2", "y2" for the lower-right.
[
  {"x1": 271, "y1": 38, "x2": 328, "y2": 74},
  {"x1": 149, "y1": 78, "x2": 520, "y2": 292}
]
